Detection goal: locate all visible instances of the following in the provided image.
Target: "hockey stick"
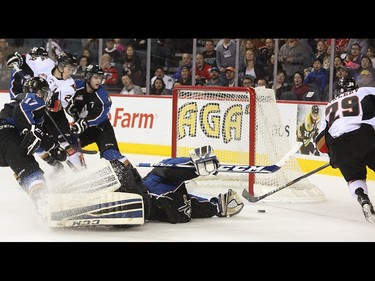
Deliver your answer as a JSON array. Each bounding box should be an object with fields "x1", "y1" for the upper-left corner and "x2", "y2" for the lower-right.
[
  {"x1": 242, "y1": 162, "x2": 330, "y2": 203},
  {"x1": 137, "y1": 142, "x2": 303, "y2": 174},
  {"x1": 43, "y1": 105, "x2": 97, "y2": 155}
]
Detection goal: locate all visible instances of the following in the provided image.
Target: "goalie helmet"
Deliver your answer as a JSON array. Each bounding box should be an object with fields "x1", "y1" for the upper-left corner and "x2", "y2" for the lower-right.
[
  {"x1": 29, "y1": 46, "x2": 48, "y2": 57},
  {"x1": 85, "y1": 64, "x2": 105, "y2": 82},
  {"x1": 336, "y1": 76, "x2": 358, "y2": 95},
  {"x1": 23, "y1": 76, "x2": 51, "y2": 102}
]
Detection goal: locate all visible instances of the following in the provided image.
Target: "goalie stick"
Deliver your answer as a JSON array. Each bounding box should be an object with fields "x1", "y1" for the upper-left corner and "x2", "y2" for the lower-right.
[
  {"x1": 11, "y1": 63, "x2": 97, "y2": 155},
  {"x1": 137, "y1": 142, "x2": 303, "y2": 174},
  {"x1": 242, "y1": 162, "x2": 330, "y2": 203}
]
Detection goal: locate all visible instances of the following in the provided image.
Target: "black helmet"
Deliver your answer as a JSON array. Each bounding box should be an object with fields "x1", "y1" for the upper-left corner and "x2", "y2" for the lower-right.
[
  {"x1": 337, "y1": 76, "x2": 358, "y2": 94},
  {"x1": 57, "y1": 51, "x2": 78, "y2": 67},
  {"x1": 29, "y1": 46, "x2": 48, "y2": 57},
  {"x1": 85, "y1": 64, "x2": 104, "y2": 80},
  {"x1": 23, "y1": 76, "x2": 50, "y2": 101}
]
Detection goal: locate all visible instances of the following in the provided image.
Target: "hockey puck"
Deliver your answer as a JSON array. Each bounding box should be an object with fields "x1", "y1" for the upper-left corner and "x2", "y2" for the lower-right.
[{"x1": 257, "y1": 210, "x2": 266, "y2": 213}]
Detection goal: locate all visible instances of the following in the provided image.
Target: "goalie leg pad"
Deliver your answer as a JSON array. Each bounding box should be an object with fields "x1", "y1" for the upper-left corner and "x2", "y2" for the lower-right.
[
  {"x1": 54, "y1": 159, "x2": 121, "y2": 194},
  {"x1": 110, "y1": 160, "x2": 152, "y2": 219},
  {"x1": 48, "y1": 192, "x2": 144, "y2": 227}
]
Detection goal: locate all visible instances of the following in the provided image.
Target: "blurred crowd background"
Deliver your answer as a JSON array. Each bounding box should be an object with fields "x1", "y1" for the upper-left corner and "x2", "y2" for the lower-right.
[{"x1": 0, "y1": 38, "x2": 373, "y2": 101}]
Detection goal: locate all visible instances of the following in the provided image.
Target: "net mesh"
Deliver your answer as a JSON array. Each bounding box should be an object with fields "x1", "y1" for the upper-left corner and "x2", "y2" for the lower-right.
[{"x1": 174, "y1": 86, "x2": 325, "y2": 203}]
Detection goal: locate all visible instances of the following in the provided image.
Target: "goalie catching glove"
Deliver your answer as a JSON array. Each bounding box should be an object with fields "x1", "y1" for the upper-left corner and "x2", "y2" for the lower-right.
[
  {"x1": 6, "y1": 52, "x2": 23, "y2": 69},
  {"x1": 70, "y1": 118, "x2": 88, "y2": 135},
  {"x1": 216, "y1": 189, "x2": 244, "y2": 217},
  {"x1": 189, "y1": 145, "x2": 220, "y2": 176}
]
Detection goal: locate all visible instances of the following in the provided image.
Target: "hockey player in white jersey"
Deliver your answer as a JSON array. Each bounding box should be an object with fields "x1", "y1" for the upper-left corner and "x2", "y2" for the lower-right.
[
  {"x1": 40, "y1": 51, "x2": 86, "y2": 171},
  {"x1": 316, "y1": 76, "x2": 375, "y2": 223},
  {"x1": 6, "y1": 46, "x2": 55, "y2": 99}
]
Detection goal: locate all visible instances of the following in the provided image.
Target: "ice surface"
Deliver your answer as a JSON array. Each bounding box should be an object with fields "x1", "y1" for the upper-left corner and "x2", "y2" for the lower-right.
[{"x1": 1, "y1": 153, "x2": 375, "y2": 242}]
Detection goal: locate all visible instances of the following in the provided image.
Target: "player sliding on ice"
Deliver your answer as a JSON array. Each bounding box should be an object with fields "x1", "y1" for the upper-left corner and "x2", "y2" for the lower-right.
[{"x1": 50, "y1": 144, "x2": 244, "y2": 226}]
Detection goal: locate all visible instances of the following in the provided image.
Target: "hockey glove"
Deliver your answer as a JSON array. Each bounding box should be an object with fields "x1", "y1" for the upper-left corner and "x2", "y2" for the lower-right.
[
  {"x1": 65, "y1": 101, "x2": 78, "y2": 118},
  {"x1": 6, "y1": 52, "x2": 23, "y2": 69},
  {"x1": 70, "y1": 119, "x2": 88, "y2": 135},
  {"x1": 21, "y1": 125, "x2": 43, "y2": 155},
  {"x1": 48, "y1": 143, "x2": 67, "y2": 162},
  {"x1": 189, "y1": 145, "x2": 220, "y2": 176}
]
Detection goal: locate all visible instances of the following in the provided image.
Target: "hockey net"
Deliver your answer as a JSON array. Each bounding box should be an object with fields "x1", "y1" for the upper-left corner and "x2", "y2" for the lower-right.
[{"x1": 171, "y1": 86, "x2": 325, "y2": 203}]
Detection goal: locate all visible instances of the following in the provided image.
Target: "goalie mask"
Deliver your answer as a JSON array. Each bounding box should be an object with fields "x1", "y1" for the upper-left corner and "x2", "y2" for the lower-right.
[{"x1": 23, "y1": 76, "x2": 51, "y2": 102}]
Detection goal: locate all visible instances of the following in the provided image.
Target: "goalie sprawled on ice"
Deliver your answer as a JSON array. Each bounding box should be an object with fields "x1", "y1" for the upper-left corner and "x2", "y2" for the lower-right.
[{"x1": 47, "y1": 145, "x2": 244, "y2": 227}]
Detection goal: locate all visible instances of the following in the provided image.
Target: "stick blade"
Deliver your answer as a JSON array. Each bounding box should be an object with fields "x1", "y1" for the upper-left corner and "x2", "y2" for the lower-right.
[{"x1": 242, "y1": 189, "x2": 262, "y2": 203}]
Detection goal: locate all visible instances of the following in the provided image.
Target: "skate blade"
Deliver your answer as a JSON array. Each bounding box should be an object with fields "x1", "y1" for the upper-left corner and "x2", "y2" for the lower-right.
[{"x1": 362, "y1": 204, "x2": 375, "y2": 223}]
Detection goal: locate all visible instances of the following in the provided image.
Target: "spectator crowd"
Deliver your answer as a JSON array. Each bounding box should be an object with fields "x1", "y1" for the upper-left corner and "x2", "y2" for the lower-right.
[{"x1": 1, "y1": 38, "x2": 375, "y2": 100}]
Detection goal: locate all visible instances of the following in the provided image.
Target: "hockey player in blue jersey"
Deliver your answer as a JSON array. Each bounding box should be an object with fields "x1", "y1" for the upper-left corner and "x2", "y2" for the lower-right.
[
  {"x1": 316, "y1": 76, "x2": 375, "y2": 223},
  {"x1": 0, "y1": 76, "x2": 66, "y2": 215}
]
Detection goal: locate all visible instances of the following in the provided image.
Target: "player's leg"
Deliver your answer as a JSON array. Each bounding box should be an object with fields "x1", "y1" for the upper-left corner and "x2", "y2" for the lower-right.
[
  {"x1": 0, "y1": 129, "x2": 48, "y2": 218},
  {"x1": 330, "y1": 126, "x2": 375, "y2": 223}
]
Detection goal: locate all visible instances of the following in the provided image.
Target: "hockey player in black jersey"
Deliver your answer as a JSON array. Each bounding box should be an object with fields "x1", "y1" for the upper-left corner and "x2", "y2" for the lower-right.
[
  {"x1": 66, "y1": 64, "x2": 152, "y2": 207},
  {"x1": 67, "y1": 64, "x2": 128, "y2": 166},
  {"x1": 316, "y1": 76, "x2": 375, "y2": 223},
  {"x1": 0, "y1": 76, "x2": 66, "y2": 217}
]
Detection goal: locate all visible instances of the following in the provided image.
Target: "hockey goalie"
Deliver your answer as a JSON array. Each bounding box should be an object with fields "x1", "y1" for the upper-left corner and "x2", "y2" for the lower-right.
[{"x1": 47, "y1": 145, "x2": 244, "y2": 227}]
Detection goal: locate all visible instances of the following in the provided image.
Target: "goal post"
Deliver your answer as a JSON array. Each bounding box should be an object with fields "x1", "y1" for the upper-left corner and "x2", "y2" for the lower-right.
[{"x1": 171, "y1": 85, "x2": 325, "y2": 203}]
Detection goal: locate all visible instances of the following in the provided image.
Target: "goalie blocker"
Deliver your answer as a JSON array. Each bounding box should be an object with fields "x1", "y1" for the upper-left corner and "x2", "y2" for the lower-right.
[{"x1": 189, "y1": 145, "x2": 220, "y2": 176}]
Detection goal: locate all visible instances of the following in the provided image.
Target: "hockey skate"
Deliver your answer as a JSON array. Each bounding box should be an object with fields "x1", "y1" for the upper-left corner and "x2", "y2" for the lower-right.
[
  {"x1": 217, "y1": 189, "x2": 244, "y2": 217},
  {"x1": 355, "y1": 188, "x2": 375, "y2": 223},
  {"x1": 29, "y1": 187, "x2": 49, "y2": 221}
]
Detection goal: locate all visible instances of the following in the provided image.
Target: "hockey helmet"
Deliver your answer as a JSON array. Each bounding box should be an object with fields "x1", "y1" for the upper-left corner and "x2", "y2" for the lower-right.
[
  {"x1": 336, "y1": 76, "x2": 358, "y2": 94},
  {"x1": 29, "y1": 46, "x2": 48, "y2": 58},
  {"x1": 57, "y1": 51, "x2": 78, "y2": 73},
  {"x1": 85, "y1": 64, "x2": 105, "y2": 83},
  {"x1": 311, "y1": 105, "x2": 319, "y2": 114},
  {"x1": 23, "y1": 76, "x2": 51, "y2": 102}
]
